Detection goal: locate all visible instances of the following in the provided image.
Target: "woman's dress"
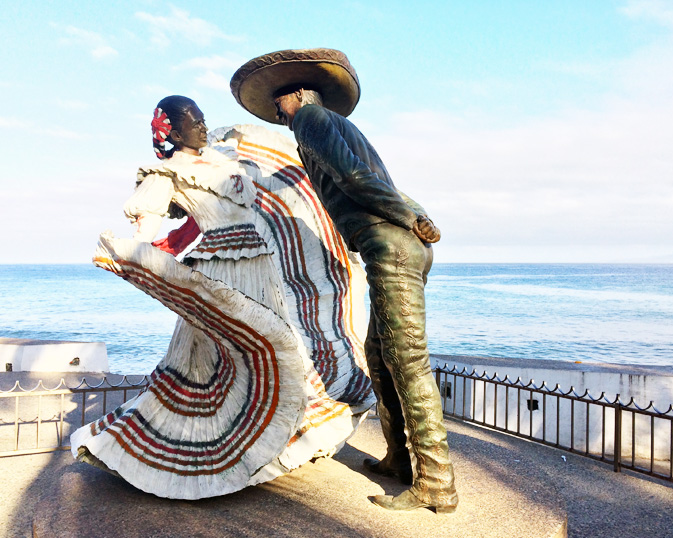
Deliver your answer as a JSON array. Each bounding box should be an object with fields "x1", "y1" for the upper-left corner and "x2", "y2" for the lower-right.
[{"x1": 71, "y1": 126, "x2": 374, "y2": 499}]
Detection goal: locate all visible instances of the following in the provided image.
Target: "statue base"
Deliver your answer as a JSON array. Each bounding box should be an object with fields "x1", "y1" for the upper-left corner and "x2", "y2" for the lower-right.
[{"x1": 30, "y1": 416, "x2": 566, "y2": 537}]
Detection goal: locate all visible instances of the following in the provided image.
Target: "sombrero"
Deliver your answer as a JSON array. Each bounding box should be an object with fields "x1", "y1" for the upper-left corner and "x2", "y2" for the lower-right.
[{"x1": 230, "y1": 48, "x2": 360, "y2": 124}]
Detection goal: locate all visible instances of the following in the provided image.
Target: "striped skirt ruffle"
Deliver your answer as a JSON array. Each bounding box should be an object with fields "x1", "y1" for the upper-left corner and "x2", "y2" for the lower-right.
[
  {"x1": 70, "y1": 234, "x2": 307, "y2": 499},
  {"x1": 184, "y1": 223, "x2": 273, "y2": 263}
]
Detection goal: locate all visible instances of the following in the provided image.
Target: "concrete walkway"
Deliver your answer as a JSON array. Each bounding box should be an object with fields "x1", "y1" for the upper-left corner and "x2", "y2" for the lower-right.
[
  {"x1": 1, "y1": 370, "x2": 673, "y2": 537},
  {"x1": 1, "y1": 410, "x2": 672, "y2": 537}
]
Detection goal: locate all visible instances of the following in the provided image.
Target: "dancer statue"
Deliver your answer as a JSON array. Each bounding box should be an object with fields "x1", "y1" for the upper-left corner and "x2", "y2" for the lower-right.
[
  {"x1": 71, "y1": 95, "x2": 374, "y2": 499},
  {"x1": 231, "y1": 48, "x2": 458, "y2": 513}
]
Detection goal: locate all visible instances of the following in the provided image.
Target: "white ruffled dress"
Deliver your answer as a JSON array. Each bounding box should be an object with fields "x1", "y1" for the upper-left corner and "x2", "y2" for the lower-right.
[
  {"x1": 71, "y1": 128, "x2": 375, "y2": 500},
  {"x1": 129, "y1": 147, "x2": 289, "y2": 317}
]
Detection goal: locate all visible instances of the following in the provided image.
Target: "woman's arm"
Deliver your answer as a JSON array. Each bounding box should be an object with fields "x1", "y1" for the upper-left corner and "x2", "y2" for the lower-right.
[
  {"x1": 133, "y1": 213, "x2": 163, "y2": 242},
  {"x1": 124, "y1": 171, "x2": 176, "y2": 242}
]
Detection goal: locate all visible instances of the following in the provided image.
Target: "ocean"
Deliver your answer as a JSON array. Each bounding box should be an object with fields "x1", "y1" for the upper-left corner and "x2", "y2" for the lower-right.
[{"x1": 1, "y1": 264, "x2": 671, "y2": 374}]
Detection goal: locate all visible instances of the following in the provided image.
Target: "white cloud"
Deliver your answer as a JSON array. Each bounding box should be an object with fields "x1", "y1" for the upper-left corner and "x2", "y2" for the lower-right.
[
  {"x1": 56, "y1": 24, "x2": 119, "y2": 60},
  {"x1": 0, "y1": 117, "x2": 29, "y2": 128},
  {"x1": 175, "y1": 53, "x2": 245, "y2": 72},
  {"x1": 368, "y1": 39, "x2": 673, "y2": 263},
  {"x1": 0, "y1": 116, "x2": 84, "y2": 139},
  {"x1": 613, "y1": 40, "x2": 673, "y2": 101},
  {"x1": 43, "y1": 127, "x2": 86, "y2": 139},
  {"x1": 91, "y1": 45, "x2": 118, "y2": 59},
  {"x1": 55, "y1": 98, "x2": 91, "y2": 110},
  {"x1": 536, "y1": 59, "x2": 615, "y2": 78},
  {"x1": 619, "y1": 0, "x2": 673, "y2": 27},
  {"x1": 195, "y1": 71, "x2": 232, "y2": 91},
  {"x1": 173, "y1": 53, "x2": 248, "y2": 91},
  {"x1": 135, "y1": 6, "x2": 242, "y2": 48},
  {"x1": 142, "y1": 84, "x2": 172, "y2": 96},
  {"x1": 3, "y1": 179, "x2": 134, "y2": 263}
]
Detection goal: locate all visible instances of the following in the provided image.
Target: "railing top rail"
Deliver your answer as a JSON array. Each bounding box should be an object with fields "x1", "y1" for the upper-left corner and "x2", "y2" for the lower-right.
[
  {"x1": 0, "y1": 388, "x2": 76, "y2": 398},
  {"x1": 434, "y1": 362, "x2": 673, "y2": 415},
  {"x1": 68, "y1": 375, "x2": 151, "y2": 390},
  {"x1": 0, "y1": 375, "x2": 151, "y2": 396},
  {"x1": 0, "y1": 378, "x2": 70, "y2": 394}
]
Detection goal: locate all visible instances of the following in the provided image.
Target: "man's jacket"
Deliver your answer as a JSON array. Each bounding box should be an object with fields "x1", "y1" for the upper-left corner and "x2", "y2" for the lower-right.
[{"x1": 292, "y1": 104, "x2": 424, "y2": 248}]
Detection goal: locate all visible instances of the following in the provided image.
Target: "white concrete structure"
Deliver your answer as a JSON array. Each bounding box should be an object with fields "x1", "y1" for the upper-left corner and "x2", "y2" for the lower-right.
[
  {"x1": 431, "y1": 354, "x2": 673, "y2": 465},
  {"x1": 0, "y1": 338, "x2": 109, "y2": 373}
]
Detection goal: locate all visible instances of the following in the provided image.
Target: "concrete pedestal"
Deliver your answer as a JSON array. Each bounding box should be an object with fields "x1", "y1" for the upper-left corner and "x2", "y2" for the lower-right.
[
  {"x1": 31, "y1": 417, "x2": 567, "y2": 538},
  {"x1": 0, "y1": 338, "x2": 109, "y2": 373}
]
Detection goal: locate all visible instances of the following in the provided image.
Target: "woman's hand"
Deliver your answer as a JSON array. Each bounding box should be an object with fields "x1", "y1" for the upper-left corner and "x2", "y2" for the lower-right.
[{"x1": 133, "y1": 213, "x2": 163, "y2": 242}]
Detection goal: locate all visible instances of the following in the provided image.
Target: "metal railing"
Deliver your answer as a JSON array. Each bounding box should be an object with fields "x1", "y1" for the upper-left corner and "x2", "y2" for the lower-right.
[
  {"x1": 3, "y1": 366, "x2": 673, "y2": 484},
  {"x1": 0, "y1": 376, "x2": 149, "y2": 457},
  {"x1": 434, "y1": 363, "x2": 673, "y2": 482}
]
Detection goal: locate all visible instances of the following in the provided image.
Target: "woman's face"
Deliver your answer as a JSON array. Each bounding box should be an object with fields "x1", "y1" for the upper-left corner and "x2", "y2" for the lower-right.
[{"x1": 172, "y1": 105, "x2": 208, "y2": 155}]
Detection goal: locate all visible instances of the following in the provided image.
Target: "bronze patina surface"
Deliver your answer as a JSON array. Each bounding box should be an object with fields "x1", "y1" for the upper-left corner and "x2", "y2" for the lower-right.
[
  {"x1": 230, "y1": 48, "x2": 360, "y2": 124},
  {"x1": 231, "y1": 48, "x2": 456, "y2": 513}
]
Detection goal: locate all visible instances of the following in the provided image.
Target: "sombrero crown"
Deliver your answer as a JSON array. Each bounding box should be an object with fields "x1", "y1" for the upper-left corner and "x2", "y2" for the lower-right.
[{"x1": 230, "y1": 48, "x2": 360, "y2": 124}]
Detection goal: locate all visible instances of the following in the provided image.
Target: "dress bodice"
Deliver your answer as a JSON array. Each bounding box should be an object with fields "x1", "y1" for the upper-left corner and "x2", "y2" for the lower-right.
[
  {"x1": 125, "y1": 148, "x2": 257, "y2": 232},
  {"x1": 124, "y1": 147, "x2": 270, "y2": 260}
]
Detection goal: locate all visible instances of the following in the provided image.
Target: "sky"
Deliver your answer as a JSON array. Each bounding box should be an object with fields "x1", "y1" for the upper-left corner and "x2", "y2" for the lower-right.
[{"x1": 1, "y1": 0, "x2": 672, "y2": 263}]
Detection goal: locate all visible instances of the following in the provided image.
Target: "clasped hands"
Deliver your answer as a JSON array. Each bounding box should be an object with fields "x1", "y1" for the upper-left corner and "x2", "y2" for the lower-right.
[{"x1": 412, "y1": 215, "x2": 441, "y2": 244}]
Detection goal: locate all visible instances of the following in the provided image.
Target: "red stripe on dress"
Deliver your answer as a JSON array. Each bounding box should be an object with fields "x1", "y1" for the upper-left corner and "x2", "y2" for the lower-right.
[
  {"x1": 241, "y1": 142, "x2": 368, "y2": 396},
  {"x1": 108, "y1": 260, "x2": 281, "y2": 470},
  {"x1": 247, "y1": 151, "x2": 348, "y2": 388},
  {"x1": 242, "y1": 142, "x2": 371, "y2": 406}
]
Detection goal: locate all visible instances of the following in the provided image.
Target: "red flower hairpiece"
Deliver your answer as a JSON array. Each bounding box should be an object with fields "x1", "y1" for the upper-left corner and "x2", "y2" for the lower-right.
[{"x1": 151, "y1": 107, "x2": 171, "y2": 142}]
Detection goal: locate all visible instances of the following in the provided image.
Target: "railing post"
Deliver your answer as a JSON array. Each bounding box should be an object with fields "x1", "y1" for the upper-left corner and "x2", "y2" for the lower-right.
[
  {"x1": 14, "y1": 396, "x2": 19, "y2": 451},
  {"x1": 81, "y1": 390, "x2": 87, "y2": 426},
  {"x1": 435, "y1": 368, "x2": 445, "y2": 413},
  {"x1": 1, "y1": 376, "x2": 150, "y2": 459},
  {"x1": 614, "y1": 395, "x2": 622, "y2": 473},
  {"x1": 59, "y1": 393, "x2": 65, "y2": 447},
  {"x1": 461, "y1": 376, "x2": 466, "y2": 419}
]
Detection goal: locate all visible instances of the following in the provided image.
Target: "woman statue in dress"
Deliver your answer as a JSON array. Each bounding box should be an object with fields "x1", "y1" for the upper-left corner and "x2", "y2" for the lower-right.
[{"x1": 71, "y1": 96, "x2": 374, "y2": 499}]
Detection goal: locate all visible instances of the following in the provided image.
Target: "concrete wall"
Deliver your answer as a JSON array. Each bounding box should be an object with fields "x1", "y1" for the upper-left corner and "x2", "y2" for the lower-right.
[
  {"x1": 0, "y1": 338, "x2": 109, "y2": 373},
  {"x1": 432, "y1": 354, "x2": 673, "y2": 466}
]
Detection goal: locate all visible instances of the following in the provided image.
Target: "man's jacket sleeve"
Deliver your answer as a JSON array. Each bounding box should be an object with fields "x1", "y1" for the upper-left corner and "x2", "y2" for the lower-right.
[
  {"x1": 397, "y1": 189, "x2": 427, "y2": 217},
  {"x1": 294, "y1": 105, "x2": 418, "y2": 230}
]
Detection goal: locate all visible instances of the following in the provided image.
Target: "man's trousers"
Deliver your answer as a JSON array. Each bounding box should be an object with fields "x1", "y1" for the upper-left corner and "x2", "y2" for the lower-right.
[{"x1": 353, "y1": 222, "x2": 458, "y2": 506}]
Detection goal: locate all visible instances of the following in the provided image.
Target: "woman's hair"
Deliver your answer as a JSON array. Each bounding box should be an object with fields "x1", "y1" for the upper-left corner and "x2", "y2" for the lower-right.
[{"x1": 151, "y1": 95, "x2": 198, "y2": 160}]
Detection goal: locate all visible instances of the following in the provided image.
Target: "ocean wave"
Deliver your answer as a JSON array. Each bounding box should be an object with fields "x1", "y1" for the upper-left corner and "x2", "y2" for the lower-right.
[
  {"x1": 451, "y1": 282, "x2": 673, "y2": 306},
  {"x1": 3, "y1": 263, "x2": 673, "y2": 372}
]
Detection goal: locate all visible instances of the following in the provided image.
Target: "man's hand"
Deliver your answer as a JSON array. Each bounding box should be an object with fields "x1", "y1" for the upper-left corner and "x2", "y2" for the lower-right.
[
  {"x1": 226, "y1": 129, "x2": 245, "y2": 143},
  {"x1": 412, "y1": 215, "x2": 441, "y2": 243}
]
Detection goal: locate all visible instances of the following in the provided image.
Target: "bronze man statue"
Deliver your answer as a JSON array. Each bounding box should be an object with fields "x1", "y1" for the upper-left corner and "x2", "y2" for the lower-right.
[{"x1": 231, "y1": 48, "x2": 457, "y2": 513}]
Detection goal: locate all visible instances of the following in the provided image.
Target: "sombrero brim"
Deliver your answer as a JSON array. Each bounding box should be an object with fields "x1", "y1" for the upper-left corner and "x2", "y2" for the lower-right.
[{"x1": 230, "y1": 48, "x2": 360, "y2": 125}]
